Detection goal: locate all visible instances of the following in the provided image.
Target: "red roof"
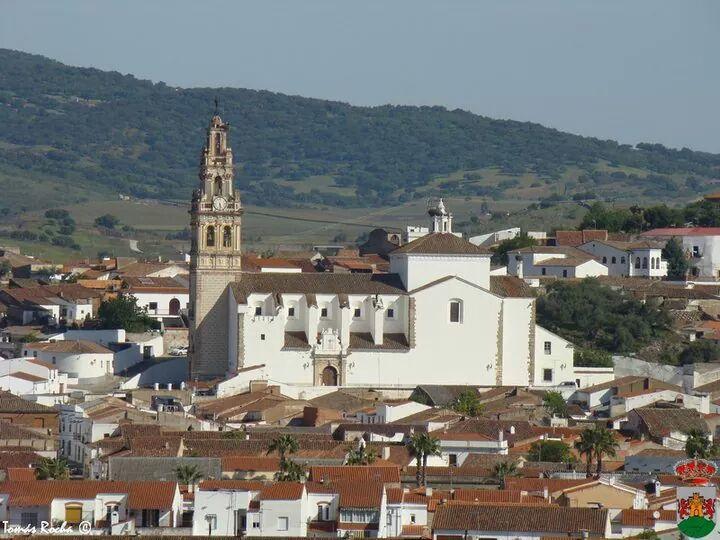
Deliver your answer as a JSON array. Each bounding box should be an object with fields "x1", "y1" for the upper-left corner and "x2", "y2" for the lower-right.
[
  {"x1": 259, "y1": 482, "x2": 304, "y2": 500},
  {"x1": 221, "y1": 456, "x2": 280, "y2": 471},
  {"x1": 641, "y1": 227, "x2": 720, "y2": 237},
  {"x1": 0, "y1": 480, "x2": 178, "y2": 509},
  {"x1": 309, "y1": 465, "x2": 400, "y2": 484},
  {"x1": 199, "y1": 480, "x2": 266, "y2": 491},
  {"x1": 5, "y1": 468, "x2": 35, "y2": 481}
]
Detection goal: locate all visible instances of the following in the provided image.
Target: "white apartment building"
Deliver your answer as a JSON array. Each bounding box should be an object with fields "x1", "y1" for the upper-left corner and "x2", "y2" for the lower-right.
[
  {"x1": 577, "y1": 240, "x2": 667, "y2": 278},
  {"x1": 641, "y1": 227, "x2": 720, "y2": 278},
  {"x1": 507, "y1": 246, "x2": 608, "y2": 279}
]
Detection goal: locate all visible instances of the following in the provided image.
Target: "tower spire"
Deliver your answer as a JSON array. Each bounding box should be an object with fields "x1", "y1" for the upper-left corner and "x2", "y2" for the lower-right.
[{"x1": 214, "y1": 96, "x2": 219, "y2": 116}]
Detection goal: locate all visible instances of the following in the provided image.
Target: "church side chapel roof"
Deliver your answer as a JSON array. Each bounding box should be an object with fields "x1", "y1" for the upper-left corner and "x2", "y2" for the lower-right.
[
  {"x1": 230, "y1": 272, "x2": 406, "y2": 303},
  {"x1": 390, "y1": 232, "x2": 492, "y2": 255}
]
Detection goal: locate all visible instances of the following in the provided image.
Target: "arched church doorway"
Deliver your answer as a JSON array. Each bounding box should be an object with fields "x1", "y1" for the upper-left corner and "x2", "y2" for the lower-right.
[
  {"x1": 321, "y1": 366, "x2": 338, "y2": 386},
  {"x1": 169, "y1": 298, "x2": 181, "y2": 316}
]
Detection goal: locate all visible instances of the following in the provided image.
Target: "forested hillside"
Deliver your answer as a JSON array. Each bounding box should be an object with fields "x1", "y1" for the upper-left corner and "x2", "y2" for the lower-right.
[{"x1": 1, "y1": 48, "x2": 719, "y2": 214}]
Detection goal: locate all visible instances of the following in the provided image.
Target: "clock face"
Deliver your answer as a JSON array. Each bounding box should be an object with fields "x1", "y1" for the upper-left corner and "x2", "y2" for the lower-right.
[{"x1": 212, "y1": 196, "x2": 227, "y2": 211}]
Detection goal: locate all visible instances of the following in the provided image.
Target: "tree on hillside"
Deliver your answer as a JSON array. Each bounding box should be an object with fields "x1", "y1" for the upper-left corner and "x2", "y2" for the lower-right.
[
  {"x1": 573, "y1": 348, "x2": 613, "y2": 368},
  {"x1": 663, "y1": 238, "x2": 690, "y2": 281},
  {"x1": 536, "y1": 279, "x2": 670, "y2": 354},
  {"x1": 97, "y1": 295, "x2": 154, "y2": 332},
  {"x1": 452, "y1": 390, "x2": 483, "y2": 417},
  {"x1": 542, "y1": 391, "x2": 568, "y2": 418},
  {"x1": 491, "y1": 233, "x2": 537, "y2": 266},
  {"x1": 94, "y1": 213, "x2": 120, "y2": 229},
  {"x1": 678, "y1": 340, "x2": 720, "y2": 365}
]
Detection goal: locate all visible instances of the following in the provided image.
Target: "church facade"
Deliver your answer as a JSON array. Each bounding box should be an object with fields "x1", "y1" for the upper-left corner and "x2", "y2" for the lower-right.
[{"x1": 189, "y1": 115, "x2": 575, "y2": 389}]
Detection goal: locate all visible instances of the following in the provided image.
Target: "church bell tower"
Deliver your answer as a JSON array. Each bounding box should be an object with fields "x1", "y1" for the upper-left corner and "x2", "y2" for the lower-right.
[{"x1": 188, "y1": 112, "x2": 243, "y2": 380}]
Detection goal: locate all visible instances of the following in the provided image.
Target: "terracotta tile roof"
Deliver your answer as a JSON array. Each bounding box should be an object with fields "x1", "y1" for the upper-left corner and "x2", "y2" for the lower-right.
[
  {"x1": 5, "y1": 468, "x2": 35, "y2": 481},
  {"x1": 641, "y1": 227, "x2": 720, "y2": 237},
  {"x1": 25, "y1": 358, "x2": 56, "y2": 370},
  {"x1": 504, "y1": 478, "x2": 595, "y2": 493},
  {"x1": 620, "y1": 509, "x2": 676, "y2": 526},
  {"x1": 443, "y1": 419, "x2": 538, "y2": 446},
  {"x1": 0, "y1": 391, "x2": 56, "y2": 413},
  {"x1": 8, "y1": 372, "x2": 46, "y2": 382},
  {"x1": 433, "y1": 503, "x2": 608, "y2": 534},
  {"x1": 583, "y1": 239, "x2": 664, "y2": 251},
  {"x1": 322, "y1": 480, "x2": 385, "y2": 509},
  {"x1": 391, "y1": 233, "x2": 491, "y2": 255},
  {"x1": 231, "y1": 272, "x2": 406, "y2": 303},
  {"x1": 348, "y1": 332, "x2": 409, "y2": 350},
  {"x1": 259, "y1": 482, "x2": 304, "y2": 500},
  {"x1": 0, "y1": 480, "x2": 177, "y2": 509},
  {"x1": 122, "y1": 276, "x2": 188, "y2": 293},
  {"x1": 632, "y1": 406, "x2": 708, "y2": 438},
  {"x1": 283, "y1": 331, "x2": 311, "y2": 350},
  {"x1": 24, "y1": 339, "x2": 112, "y2": 354},
  {"x1": 401, "y1": 524, "x2": 427, "y2": 536},
  {"x1": 309, "y1": 465, "x2": 400, "y2": 484},
  {"x1": 555, "y1": 230, "x2": 608, "y2": 247},
  {"x1": 490, "y1": 276, "x2": 534, "y2": 298},
  {"x1": 116, "y1": 261, "x2": 187, "y2": 277},
  {"x1": 0, "y1": 284, "x2": 100, "y2": 305},
  {"x1": 0, "y1": 451, "x2": 41, "y2": 471},
  {"x1": 535, "y1": 256, "x2": 595, "y2": 267}
]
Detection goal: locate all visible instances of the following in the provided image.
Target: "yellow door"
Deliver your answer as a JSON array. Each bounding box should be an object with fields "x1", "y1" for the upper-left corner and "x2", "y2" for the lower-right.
[{"x1": 65, "y1": 506, "x2": 82, "y2": 524}]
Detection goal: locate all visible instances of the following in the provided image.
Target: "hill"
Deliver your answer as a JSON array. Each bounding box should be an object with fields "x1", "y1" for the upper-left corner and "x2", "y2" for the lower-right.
[{"x1": 1, "y1": 47, "x2": 719, "y2": 217}]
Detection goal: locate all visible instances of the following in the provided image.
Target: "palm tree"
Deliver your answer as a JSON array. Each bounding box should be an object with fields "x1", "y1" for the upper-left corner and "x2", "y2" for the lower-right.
[
  {"x1": 685, "y1": 429, "x2": 715, "y2": 459},
  {"x1": 35, "y1": 457, "x2": 70, "y2": 480},
  {"x1": 405, "y1": 432, "x2": 441, "y2": 486},
  {"x1": 405, "y1": 433, "x2": 424, "y2": 487},
  {"x1": 275, "y1": 460, "x2": 306, "y2": 482},
  {"x1": 346, "y1": 443, "x2": 378, "y2": 465},
  {"x1": 491, "y1": 460, "x2": 519, "y2": 488},
  {"x1": 575, "y1": 427, "x2": 597, "y2": 478},
  {"x1": 176, "y1": 464, "x2": 203, "y2": 486},
  {"x1": 267, "y1": 434, "x2": 299, "y2": 465},
  {"x1": 592, "y1": 426, "x2": 619, "y2": 477}
]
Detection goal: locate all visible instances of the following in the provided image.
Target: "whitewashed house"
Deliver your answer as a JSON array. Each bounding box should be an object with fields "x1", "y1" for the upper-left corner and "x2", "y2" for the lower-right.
[
  {"x1": 577, "y1": 239, "x2": 667, "y2": 278},
  {"x1": 121, "y1": 277, "x2": 189, "y2": 319},
  {"x1": 0, "y1": 356, "x2": 68, "y2": 396},
  {"x1": 507, "y1": 246, "x2": 608, "y2": 279},
  {"x1": 641, "y1": 227, "x2": 720, "y2": 278},
  {"x1": 22, "y1": 340, "x2": 114, "y2": 378}
]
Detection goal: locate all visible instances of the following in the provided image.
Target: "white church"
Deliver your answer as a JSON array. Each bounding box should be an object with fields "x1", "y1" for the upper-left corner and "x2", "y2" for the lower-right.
[{"x1": 188, "y1": 114, "x2": 575, "y2": 391}]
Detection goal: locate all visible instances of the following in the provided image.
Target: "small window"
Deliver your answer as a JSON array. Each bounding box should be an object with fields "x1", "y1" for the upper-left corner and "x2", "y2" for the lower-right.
[
  {"x1": 287, "y1": 307, "x2": 295, "y2": 317},
  {"x1": 206, "y1": 225, "x2": 215, "y2": 247},
  {"x1": 543, "y1": 368, "x2": 553, "y2": 382},
  {"x1": 562, "y1": 269, "x2": 568, "y2": 278},
  {"x1": 611, "y1": 256, "x2": 616, "y2": 264},
  {"x1": 693, "y1": 245, "x2": 700, "y2": 257},
  {"x1": 449, "y1": 301, "x2": 461, "y2": 323},
  {"x1": 635, "y1": 257, "x2": 641, "y2": 269},
  {"x1": 253, "y1": 521, "x2": 260, "y2": 529},
  {"x1": 410, "y1": 514, "x2": 416, "y2": 524},
  {"x1": 149, "y1": 302, "x2": 158, "y2": 310},
  {"x1": 354, "y1": 307, "x2": 361, "y2": 318},
  {"x1": 254, "y1": 306, "x2": 262, "y2": 316},
  {"x1": 541, "y1": 267, "x2": 546, "y2": 275},
  {"x1": 602, "y1": 256, "x2": 607, "y2": 264},
  {"x1": 260, "y1": 334, "x2": 265, "y2": 341},
  {"x1": 651, "y1": 258, "x2": 655, "y2": 269},
  {"x1": 544, "y1": 341, "x2": 552, "y2": 355},
  {"x1": 386, "y1": 513, "x2": 392, "y2": 526},
  {"x1": 448, "y1": 454, "x2": 458, "y2": 467},
  {"x1": 321, "y1": 307, "x2": 328, "y2": 318},
  {"x1": 386, "y1": 308, "x2": 395, "y2": 319},
  {"x1": 206, "y1": 514, "x2": 217, "y2": 530},
  {"x1": 621, "y1": 256, "x2": 626, "y2": 264},
  {"x1": 277, "y1": 517, "x2": 289, "y2": 531}
]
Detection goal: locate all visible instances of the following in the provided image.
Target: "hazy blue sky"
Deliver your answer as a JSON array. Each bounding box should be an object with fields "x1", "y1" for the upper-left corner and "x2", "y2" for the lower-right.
[{"x1": 2, "y1": 0, "x2": 719, "y2": 152}]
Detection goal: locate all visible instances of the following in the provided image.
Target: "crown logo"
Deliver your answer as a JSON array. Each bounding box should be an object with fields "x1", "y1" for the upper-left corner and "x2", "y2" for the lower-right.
[{"x1": 675, "y1": 459, "x2": 718, "y2": 485}]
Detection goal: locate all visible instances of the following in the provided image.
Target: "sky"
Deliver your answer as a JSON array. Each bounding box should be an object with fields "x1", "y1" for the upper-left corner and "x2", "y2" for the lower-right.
[{"x1": 2, "y1": 0, "x2": 719, "y2": 152}]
